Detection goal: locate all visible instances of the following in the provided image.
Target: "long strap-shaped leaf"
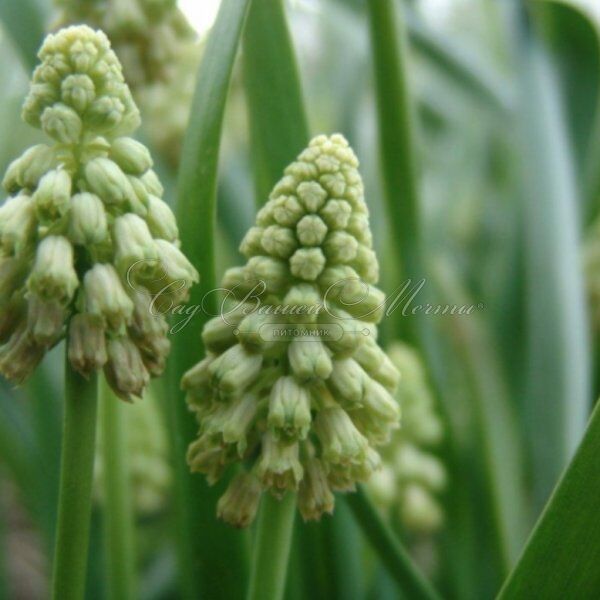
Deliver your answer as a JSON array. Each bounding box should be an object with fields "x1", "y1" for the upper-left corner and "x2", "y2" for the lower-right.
[
  {"x1": 498, "y1": 402, "x2": 600, "y2": 598},
  {"x1": 243, "y1": 0, "x2": 309, "y2": 205},
  {"x1": 0, "y1": 0, "x2": 45, "y2": 71},
  {"x1": 169, "y1": 1, "x2": 251, "y2": 598},
  {"x1": 517, "y1": 4, "x2": 591, "y2": 510}
]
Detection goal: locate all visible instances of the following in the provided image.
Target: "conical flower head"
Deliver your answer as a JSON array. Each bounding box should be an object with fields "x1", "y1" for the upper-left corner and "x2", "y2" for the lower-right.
[
  {"x1": 54, "y1": 0, "x2": 202, "y2": 164},
  {"x1": 183, "y1": 134, "x2": 400, "y2": 527},
  {"x1": 0, "y1": 25, "x2": 198, "y2": 397},
  {"x1": 368, "y1": 343, "x2": 447, "y2": 534}
]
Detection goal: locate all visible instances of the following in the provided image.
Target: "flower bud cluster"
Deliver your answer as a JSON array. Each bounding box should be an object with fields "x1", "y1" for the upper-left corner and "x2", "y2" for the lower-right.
[
  {"x1": 0, "y1": 26, "x2": 198, "y2": 397},
  {"x1": 368, "y1": 343, "x2": 446, "y2": 533},
  {"x1": 183, "y1": 134, "x2": 400, "y2": 527},
  {"x1": 95, "y1": 390, "x2": 172, "y2": 514},
  {"x1": 54, "y1": 0, "x2": 202, "y2": 164}
]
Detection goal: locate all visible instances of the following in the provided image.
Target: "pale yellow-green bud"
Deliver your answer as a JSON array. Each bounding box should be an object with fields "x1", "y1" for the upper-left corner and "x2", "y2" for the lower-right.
[
  {"x1": 298, "y1": 458, "x2": 334, "y2": 521},
  {"x1": 0, "y1": 324, "x2": 44, "y2": 383},
  {"x1": 140, "y1": 170, "x2": 164, "y2": 197},
  {"x1": 3, "y1": 144, "x2": 57, "y2": 194},
  {"x1": 202, "y1": 314, "x2": 242, "y2": 354},
  {"x1": 217, "y1": 472, "x2": 262, "y2": 528},
  {"x1": 239, "y1": 226, "x2": 264, "y2": 257},
  {"x1": 255, "y1": 432, "x2": 303, "y2": 492},
  {"x1": 268, "y1": 376, "x2": 312, "y2": 440},
  {"x1": 27, "y1": 296, "x2": 65, "y2": 346},
  {"x1": 289, "y1": 247, "x2": 326, "y2": 281},
  {"x1": 41, "y1": 103, "x2": 83, "y2": 143},
  {"x1": 151, "y1": 239, "x2": 198, "y2": 300},
  {"x1": 61, "y1": 73, "x2": 96, "y2": 112},
  {"x1": 261, "y1": 225, "x2": 297, "y2": 259},
  {"x1": 328, "y1": 358, "x2": 367, "y2": 406},
  {"x1": 296, "y1": 215, "x2": 328, "y2": 247},
  {"x1": 83, "y1": 263, "x2": 134, "y2": 331},
  {"x1": 104, "y1": 336, "x2": 149, "y2": 400},
  {"x1": 84, "y1": 157, "x2": 137, "y2": 206},
  {"x1": 68, "y1": 313, "x2": 108, "y2": 375},
  {"x1": 320, "y1": 199, "x2": 351, "y2": 230},
  {"x1": 27, "y1": 236, "x2": 78, "y2": 305},
  {"x1": 0, "y1": 195, "x2": 37, "y2": 255},
  {"x1": 209, "y1": 344, "x2": 262, "y2": 397},
  {"x1": 33, "y1": 168, "x2": 72, "y2": 222},
  {"x1": 288, "y1": 338, "x2": 332, "y2": 381},
  {"x1": 314, "y1": 406, "x2": 369, "y2": 465},
  {"x1": 110, "y1": 137, "x2": 153, "y2": 174},
  {"x1": 113, "y1": 213, "x2": 158, "y2": 276},
  {"x1": 401, "y1": 484, "x2": 444, "y2": 533},
  {"x1": 68, "y1": 192, "x2": 108, "y2": 245},
  {"x1": 219, "y1": 393, "x2": 258, "y2": 455},
  {"x1": 145, "y1": 195, "x2": 178, "y2": 242}
]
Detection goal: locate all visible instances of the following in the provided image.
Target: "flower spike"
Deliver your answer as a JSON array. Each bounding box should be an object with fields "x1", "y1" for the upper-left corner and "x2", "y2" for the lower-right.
[
  {"x1": 0, "y1": 25, "x2": 198, "y2": 397},
  {"x1": 183, "y1": 134, "x2": 400, "y2": 527}
]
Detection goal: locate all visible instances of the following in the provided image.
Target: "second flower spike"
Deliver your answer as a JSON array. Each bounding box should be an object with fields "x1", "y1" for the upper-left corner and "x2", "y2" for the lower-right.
[
  {"x1": 0, "y1": 25, "x2": 198, "y2": 398},
  {"x1": 183, "y1": 134, "x2": 400, "y2": 527}
]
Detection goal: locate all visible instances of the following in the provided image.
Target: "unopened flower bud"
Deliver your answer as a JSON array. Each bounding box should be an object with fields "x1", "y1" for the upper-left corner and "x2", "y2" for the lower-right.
[
  {"x1": 255, "y1": 432, "x2": 303, "y2": 492},
  {"x1": 110, "y1": 137, "x2": 153, "y2": 174},
  {"x1": 41, "y1": 103, "x2": 82, "y2": 143},
  {"x1": 113, "y1": 213, "x2": 158, "y2": 276},
  {"x1": 145, "y1": 195, "x2": 178, "y2": 242},
  {"x1": 84, "y1": 157, "x2": 137, "y2": 205},
  {"x1": 328, "y1": 358, "x2": 367, "y2": 406},
  {"x1": 104, "y1": 336, "x2": 149, "y2": 400},
  {"x1": 68, "y1": 312, "x2": 108, "y2": 375},
  {"x1": 217, "y1": 472, "x2": 262, "y2": 528},
  {"x1": 296, "y1": 215, "x2": 328, "y2": 247},
  {"x1": 152, "y1": 239, "x2": 198, "y2": 300},
  {"x1": 298, "y1": 458, "x2": 334, "y2": 521},
  {"x1": 68, "y1": 192, "x2": 108, "y2": 245},
  {"x1": 61, "y1": 74, "x2": 96, "y2": 112},
  {"x1": 261, "y1": 225, "x2": 297, "y2": 259},
  {"x1": 28, "y1": 236, "x2": 78, "y2": 305},
  {"x1": 314, "y1": 406, "x2": 368, "y2": 465},
  {"x1": 209, "y1": 344, "x2": 262, "y2": 397},
  {"x1": 0, "y1": 195, "x2": 37, "y2": 255},
  {"x1": 268, "y1": 376, "x2": 312, "y2": 440},
  {"x1": 289, "y1": 247, "x2": 326, "y2": 281},
  {"x1": 33, "y1": 168, "x2": 72, "y2": 222},
  {"x1": 27, "y1": 296, "x2": 65, "y2": 346},
  {"x1": 83, "y1": 263, "x2": 134, "y2": 331},
  {"x1": 0, "y1": 325, "x2": 44, "y2": 383},
  {"x1": 288, "y1": 338, "x2": 332, "y2": 381},
  {"x1": 3, "y1": 144, "x2": 56, "y2": 193}
]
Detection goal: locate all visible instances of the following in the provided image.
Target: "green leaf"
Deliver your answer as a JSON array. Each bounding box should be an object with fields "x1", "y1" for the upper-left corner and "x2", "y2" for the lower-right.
[
  {"x1": 0, "y1": 0, "x2": 46, "y2": 71},
  {"x1": 242, "y1": 0, "x2": 309, "y2": 204},
  {"x1": 366, "y1": 0, "x2": 423, "y2": 343},
  {"x1": 168, "y1": 1, "x2": 252, "y2": 598},
  {"x1": 498, "y1": 401, "x2": 600, "y2": 599},
  {"x1": 517, "y1": 8, "x2": 591, "y2": 510}
]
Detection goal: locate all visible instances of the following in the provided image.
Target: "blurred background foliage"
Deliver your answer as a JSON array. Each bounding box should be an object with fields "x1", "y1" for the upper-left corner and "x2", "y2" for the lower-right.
[{"x1": 1, "y1": 0, "x2": 599, "y2": 598}]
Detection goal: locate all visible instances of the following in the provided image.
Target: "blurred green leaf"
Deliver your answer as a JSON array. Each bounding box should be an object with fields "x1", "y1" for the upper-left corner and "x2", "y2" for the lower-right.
[
  {"x1": 498, "y1": 401, "x2": 600, "y2": 599},
  {"x1": 243, "y1": 0, "x2": 309, "y2": 205},
  {"x1": 0, "y1": 0, "x2": 46, "y2": 71},
  {"x1": 517, "y1": 7, "x2": 591, "y2": 510},
  {"x1": 169, "y1": 1, "x2": 251, "y2": 598}
]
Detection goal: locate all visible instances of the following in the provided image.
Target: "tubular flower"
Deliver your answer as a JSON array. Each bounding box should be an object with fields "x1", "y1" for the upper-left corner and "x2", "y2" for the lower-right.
[
  {"x1": 368, "y1": 343, "x2": 447, "y2": 534},
  {"x1": 53, "y1": 0, "x2": 202, "y2": 164},
  {"x1": 0, "y1": 26, "x2": 198, "y2": 397},
  {"x1": 183, "y1": 134, "x2": 400, "y2": 527}
]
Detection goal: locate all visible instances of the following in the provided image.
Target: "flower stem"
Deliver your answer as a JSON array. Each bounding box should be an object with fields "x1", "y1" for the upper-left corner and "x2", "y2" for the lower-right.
[
  {"x1": 345, "y1": 488, "x2": 440, "y2": 600},
  {"x1": 247, "y1": 493, "x2": 296, "y2": 600},
  {"x1": 51, "y1": 359, "x2": 98, "y2": 600},
  {"x1": 99, "y1": 376, "x2": 136, "y2": 600}
]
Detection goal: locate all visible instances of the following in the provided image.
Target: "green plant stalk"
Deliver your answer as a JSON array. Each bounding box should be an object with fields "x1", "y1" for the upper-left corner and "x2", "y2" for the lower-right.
[
  {"x1": 517, "y1": 5, "x2": 591, "y2": 509},
  {"x1": 345, "y1": 488, "x2": 440, "y2": 600},
  {"x1": 366, "y1": 0, "x2": 422, "y2": 344},
  {"x1": 0, "y1": 0, "x2": 45, "y2": 71},
  {"x1": 99, "y1": 377, "x2": 136, "y2": 600},
  {"x1": 51, "y1": 361, "x2": 98, "y2": 600},
  {"x1": 498, "y1": 401, "x2": 600, "y2": 598},
  {"x1": 247, "y1": 493, "x2": 296, "y2": 600},
  {"x1": 169, "y1": 0, "x2": 251, "y2": 597},
  {"x1": 243, "y1": 0, "x2": 309, "y2": 205}
]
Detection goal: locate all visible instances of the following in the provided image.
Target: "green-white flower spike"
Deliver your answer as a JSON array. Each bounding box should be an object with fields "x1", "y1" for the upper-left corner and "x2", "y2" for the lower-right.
[
  {"x1": 368, "y1": 343, "x2": 447, "y2": 534},
  {"x1": 54, "y1": 0, "x2": 203, "y2": 164},
  {"x1": 183, "y1": 134, "x2": 400, "y2": 527},
  {"x1": 0, "y1": 26, "x2": 198, "y2": 396}
]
